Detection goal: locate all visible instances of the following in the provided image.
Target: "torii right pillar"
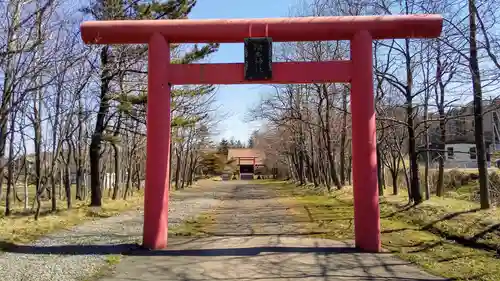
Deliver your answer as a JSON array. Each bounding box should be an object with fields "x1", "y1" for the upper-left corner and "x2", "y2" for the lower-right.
[{"x1": 351, "y1": 30, "x2": 380, "y2": 252}]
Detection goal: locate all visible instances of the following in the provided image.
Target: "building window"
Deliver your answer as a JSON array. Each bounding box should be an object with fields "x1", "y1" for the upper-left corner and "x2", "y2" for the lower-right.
[
  {"x1": 470, "y1": 147, "x2": 477, "y2": 159},
  {"x1": 447, "y1": 147, "x2": 454, "y2": 159}
]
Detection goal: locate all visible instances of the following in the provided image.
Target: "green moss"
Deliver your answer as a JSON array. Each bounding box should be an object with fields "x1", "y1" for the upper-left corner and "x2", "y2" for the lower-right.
[
  {"x1": 105, "y1": 255, "x2": 122, "y2": 265},
  {"x1": 169, "y1": 214, "x2": 215, "y2": 237}
]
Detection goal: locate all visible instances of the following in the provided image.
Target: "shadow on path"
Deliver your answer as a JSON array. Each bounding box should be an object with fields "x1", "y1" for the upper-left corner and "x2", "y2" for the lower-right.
[{"x1": 2, "y1": 242, "x2": 360, "y2": 256}]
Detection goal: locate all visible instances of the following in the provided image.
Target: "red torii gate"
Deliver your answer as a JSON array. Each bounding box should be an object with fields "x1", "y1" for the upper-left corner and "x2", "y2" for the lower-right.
[{"x1": 80, "y1": 15, "x2": 443, "y2": 252}]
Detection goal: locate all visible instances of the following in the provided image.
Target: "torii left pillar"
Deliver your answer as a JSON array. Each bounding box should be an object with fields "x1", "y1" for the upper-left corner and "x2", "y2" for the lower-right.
[{"x1": 142, "y1": 33, "x2": 171, "y2": 249}]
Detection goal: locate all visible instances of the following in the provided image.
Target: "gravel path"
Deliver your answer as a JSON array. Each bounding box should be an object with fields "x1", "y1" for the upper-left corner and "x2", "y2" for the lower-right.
[
  {"x1": 0, "y1": 180, "x2": 230, "y2": 281},
  {"x1": 96, "y1": 182, "x2": 446, "y2": 281}
]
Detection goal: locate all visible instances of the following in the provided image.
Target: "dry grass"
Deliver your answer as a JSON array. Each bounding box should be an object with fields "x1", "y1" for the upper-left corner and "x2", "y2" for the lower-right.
[
  {"x1": 0, "y1": 188, "x2": 144, "y2": 247},
  {"x1": 273, "y1": 182, "x2": 500, "y2": 281}
]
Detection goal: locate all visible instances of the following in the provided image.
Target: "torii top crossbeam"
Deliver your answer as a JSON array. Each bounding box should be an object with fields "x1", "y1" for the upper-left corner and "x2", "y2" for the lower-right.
[{"x1": 81, "y1": 14, "x2": 442, "y2": 44}]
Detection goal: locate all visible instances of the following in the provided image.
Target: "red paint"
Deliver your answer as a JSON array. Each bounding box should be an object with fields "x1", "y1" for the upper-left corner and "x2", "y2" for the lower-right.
[
  {"x1": 350, "y1": 31, "x2": 380, "y2": 252},
  {"x1": 81, "y1": 15, "x2": 442, "y2": 44},
  {"x1": 80, "y1": 15, "x2": 442, "y2": 252},
  {"x1": 142, "y1": 33, "x2": 171, "y2": 250},
  {"x1": 169, "y1": 61, "x2": 351, "y2": 85}
]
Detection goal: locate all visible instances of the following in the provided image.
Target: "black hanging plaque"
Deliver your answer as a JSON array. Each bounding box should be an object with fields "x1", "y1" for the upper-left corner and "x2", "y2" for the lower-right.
[{"x1": 244, "y1": 37, "x2": 272, "y2": 81}]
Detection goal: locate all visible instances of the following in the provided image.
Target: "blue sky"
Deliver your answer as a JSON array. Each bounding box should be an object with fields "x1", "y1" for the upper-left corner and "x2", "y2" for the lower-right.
[{"x1": 188, "y1": 0, "x2": 298, "y2": 144}]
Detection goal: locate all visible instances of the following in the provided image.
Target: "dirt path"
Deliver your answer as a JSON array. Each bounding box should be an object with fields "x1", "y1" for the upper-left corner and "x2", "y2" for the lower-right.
[{"x1": 98, "y1": 182, "x2": 447, "y2": 281}]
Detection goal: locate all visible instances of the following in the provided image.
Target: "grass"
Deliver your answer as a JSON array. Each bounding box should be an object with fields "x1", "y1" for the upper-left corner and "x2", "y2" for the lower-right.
[
  {"x1": 382, "y1": 194, "x2": 500, "y2": 249},
  {"x1": 169, "y1": 213, "x2": 215, "y2": 237},
  {"x1": 0, "y1": 187, "x2": 144, "y2": 248},
  {"x1": 273, "y1": 182, "x2": 500, "y2": 281},
  {"x1": 105, "y1": 255, "x2": 122, "y2": 265}
]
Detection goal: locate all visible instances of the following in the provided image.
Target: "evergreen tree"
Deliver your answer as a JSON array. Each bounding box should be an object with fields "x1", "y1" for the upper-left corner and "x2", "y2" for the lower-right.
[
  {"x1": 218, "y1": 139, "x2": 229, "y2": 156},
  {"x1": 200, "y1": 152, "x2": 224, "y2": 175},
  {"x1": 247, "y1": 137, "x2": 254, "y2": 148},
  {"x1": 84, "y1": 0, "x2": 218, "y2": 206},
  {"x1": 235, "y1": 140, "x2": 243, "y2": 148},
  {"x1": 248, "y1": 130, "x2": 258, "y2": 148}
]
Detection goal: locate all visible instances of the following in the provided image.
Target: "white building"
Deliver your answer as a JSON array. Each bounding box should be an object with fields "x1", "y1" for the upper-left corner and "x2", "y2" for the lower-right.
[{"x1": 443, "y1": 143, "x2": 490, "y2": 169}]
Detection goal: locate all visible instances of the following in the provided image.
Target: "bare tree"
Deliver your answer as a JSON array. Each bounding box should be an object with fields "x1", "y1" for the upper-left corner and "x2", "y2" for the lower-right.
[{"x1": 469, "y1": 0, "x2": 491, "y2": 209}]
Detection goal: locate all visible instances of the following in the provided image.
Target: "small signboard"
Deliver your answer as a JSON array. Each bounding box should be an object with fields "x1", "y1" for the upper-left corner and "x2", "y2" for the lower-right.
[{"x1": 244, "y1": 37, "x2": 272, "y2": 81}]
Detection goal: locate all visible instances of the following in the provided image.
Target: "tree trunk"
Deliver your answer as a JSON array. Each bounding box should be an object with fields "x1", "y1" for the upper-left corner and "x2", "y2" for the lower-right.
[
  {"x1": 435, "y1": 46, "x2": 447, "y2": 197},
  {"x1": 347, "y1": 154, "x2": 352, "y2": 185},
  {"x1": 308, "y1": 125, "x2": 319, "y2": 187},
  {"x1": 89, "y1": 46, "x2": 112, "y2": 207},
  {"x1": 391, "y1": 169, "x2": 398, "y2": 195},
  {"x1": 377, "y1": 145, "x2": 384, "y2": 196},
  {"x1": 436, "y1": 114, "x2": 446, "y2": 195},
  {"x1": 75, "y1": 97, "x2": 84, "y2": 201},
  {"x1": 89, "y1": 137, "x2": 103, "y2": 206},
  {"x1": 83, "y1": 172, "x2": 88, "y2": 200},
  {"x1": 0, "y1": 0, "x2": 21, "y2": 208},
  {"x1": 50, "y1": 172, "x2": 57, "y2": 212},
  {"x1": 75, "y1": 167, "x2": 83, "y2": 200},
  {"x1": 134, "y1": 162, "x2": 141, "y2": 190},
  {"x1": 65, "y1": 165, "x2": 71, "y2": 209},
  {"x1": 111, "y1": 144, "x2": 121, "y2": 200},
  {"x1": 424, "y1": 97, "x2": 431, "y2": 200},
  {"x1": 187, "y1": 151, "x2": 197, "y2": 186},
  {"x1": 407, "y1": 114, "x2": 422, "y2": 203},
  {"x1": 5, "y1": 101, "x2": 17, "y2": 216},
  {"x1": 174, "y1": 148, "x2": 182, "y2": 190},
  {"x1": 295, "y1": 148, "x2": 305, "y2": 185},
  {"x1": 65, "y1": 146, "x2": 72, "y2": 209},
  {"x1": 24, "y1": 166, "x2": 29, "y2": 211},
  {"x1": 33, "y1": 88, "x2": 43, "y2": 220},
  {"x1": 59, "y1": 168, "x2": 63, "y2": 200},
  {"x1": 469, "y1": 0, "x2": 491, "y2": 209},
  {"x1": 181, "y1": 144, "x2": 191, "y2": 189},
  {"x1": 403, "y1": 36, "x2": 422, "y2": 204},
  {"x1": 124, "y1": 164, "x2": 132, "y2": 200},
  {"x1": 340, "y1": 88, "x2": 348, "y2": 186}
]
